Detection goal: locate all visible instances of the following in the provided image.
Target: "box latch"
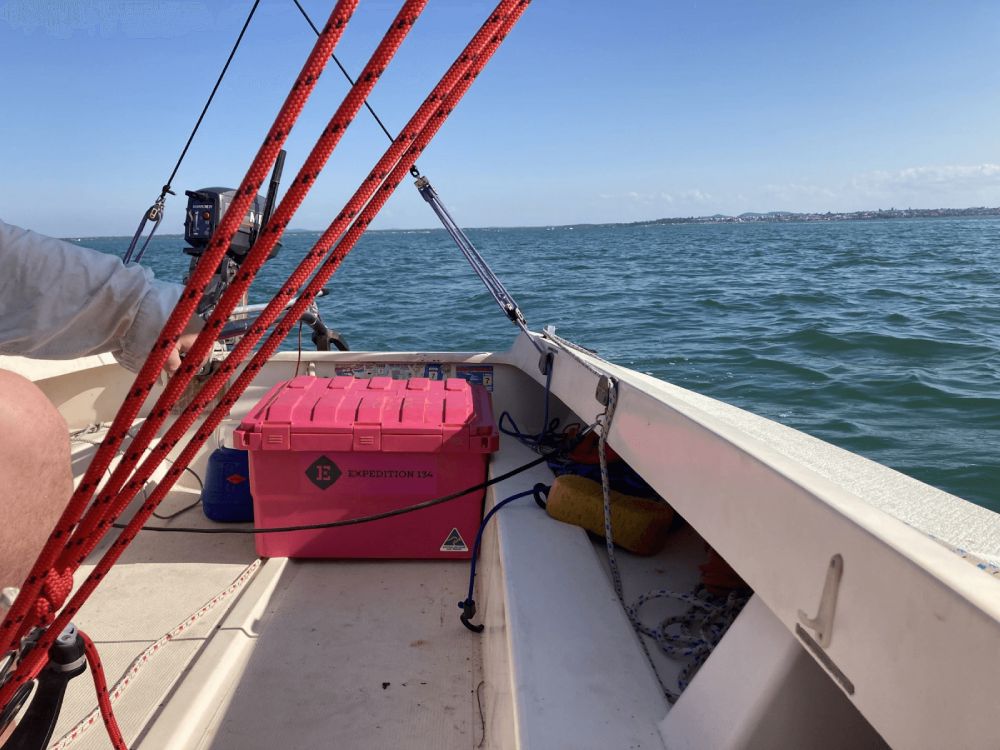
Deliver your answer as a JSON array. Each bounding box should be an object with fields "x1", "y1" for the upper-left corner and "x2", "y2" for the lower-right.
[
  {"x1": 353, "y1": 426, "x2": 381, "y2": 451},
  {"x1": 261, "y1": 424, "x2": 290, "y2": 451}
]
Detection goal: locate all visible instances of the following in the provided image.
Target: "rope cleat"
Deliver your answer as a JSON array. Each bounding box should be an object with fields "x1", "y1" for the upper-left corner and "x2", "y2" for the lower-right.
[{"x1": 3, "y1": 624, "x2": 87, "y2": 750}]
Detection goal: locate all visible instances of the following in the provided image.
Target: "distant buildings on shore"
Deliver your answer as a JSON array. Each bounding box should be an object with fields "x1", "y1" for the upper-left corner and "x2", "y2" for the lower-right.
[{"x1": 641, "y1": 207, "x2": 1000, "y2": 226}]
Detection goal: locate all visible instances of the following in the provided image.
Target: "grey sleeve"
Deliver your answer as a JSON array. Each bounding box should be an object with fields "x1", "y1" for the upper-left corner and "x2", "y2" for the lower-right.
[{"x1": 0, "y1": 219, "x2": 183, "y2": 372}]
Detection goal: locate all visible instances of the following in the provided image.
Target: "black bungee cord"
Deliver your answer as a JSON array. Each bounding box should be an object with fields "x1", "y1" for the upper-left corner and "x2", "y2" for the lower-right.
[{"x1": 113, "y1": 454, "x2": 549, "y2": 535}]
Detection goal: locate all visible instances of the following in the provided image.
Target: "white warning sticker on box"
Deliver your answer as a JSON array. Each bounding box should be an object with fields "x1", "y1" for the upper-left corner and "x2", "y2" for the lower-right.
[{"x1": 440, "y1": 527, "x2": 468, "y2": 552}]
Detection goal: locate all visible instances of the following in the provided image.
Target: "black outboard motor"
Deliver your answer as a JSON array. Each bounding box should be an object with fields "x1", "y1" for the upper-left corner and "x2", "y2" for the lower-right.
[
  {"x1": 183, "y1": 187, "x2": 268, "y2": 261},
  {"x1": 183, "y1": 151, "x2": 286, "y2": 318},
  {"x1": 178, "y1": 152, "x2": 347, "y2": 351},
  {"x1": 182, "y1": 187, "x2": 277, "y2": 318}
]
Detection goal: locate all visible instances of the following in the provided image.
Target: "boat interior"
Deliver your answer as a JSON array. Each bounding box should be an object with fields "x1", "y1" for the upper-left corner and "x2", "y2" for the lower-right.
[{"x1": 3, "y1": 329, "x2": 1000, "y2": 749}]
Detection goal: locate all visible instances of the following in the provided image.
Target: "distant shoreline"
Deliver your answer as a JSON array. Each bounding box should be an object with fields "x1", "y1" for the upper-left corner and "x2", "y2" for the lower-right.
[
  {"x1": 632, "y1": 206, "x2": 1000, "y2": 226},
  {"x1": 65, "y1": 206, "x2": 1000, "y2": 241},
  {"x1": 296, "y1": 206, "x2": 1000, "y2": 231}
]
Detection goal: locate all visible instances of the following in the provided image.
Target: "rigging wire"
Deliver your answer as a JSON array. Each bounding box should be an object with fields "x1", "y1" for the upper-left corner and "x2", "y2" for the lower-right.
[
  {"x1": 0, "y1": 0, "x2": 364, "y2": 696},
  {"x1": 296, "y1": 0, "x2": 543, "y2": 351},
  {"x1": 0, "y1": 3, "x2": 531, "y2": 735},
  {"x1": 294, "y1": 0, "x2": 541, "y2": 346},
  {"x1": 124, "y1": 0, "x2": 262, "y2": 264},
  {"x1": 291, "y1": 0, "x2": 400, "y2": 148},
  {"x1": 415, "y1": 174, "x2": 543, "y2": 348},
  {"x1": 163, "y1": 0, "x2": 262, "y2": 201},
  {"x1": 1, "y1": 3, "x2": 527, "y2": 695}
]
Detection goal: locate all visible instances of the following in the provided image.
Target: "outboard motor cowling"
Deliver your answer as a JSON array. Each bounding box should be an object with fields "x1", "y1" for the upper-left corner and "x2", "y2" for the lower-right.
[
  {"x1": 183, "y1": 187, "x2": 268, "y2": 262},
  {"x1": 182, "y1": 185, "x2": 281, "y2": 318}
]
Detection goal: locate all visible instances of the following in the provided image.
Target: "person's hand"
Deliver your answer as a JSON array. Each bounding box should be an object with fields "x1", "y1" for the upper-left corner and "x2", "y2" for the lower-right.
[{"x1": 165, "y1": 315, "x2": 206, "y2": 377}]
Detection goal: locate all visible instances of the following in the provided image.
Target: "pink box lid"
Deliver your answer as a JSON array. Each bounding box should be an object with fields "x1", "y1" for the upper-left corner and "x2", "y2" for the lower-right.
[{"x1": 234, "y1": 376, "x2": 499, "y2": 453}]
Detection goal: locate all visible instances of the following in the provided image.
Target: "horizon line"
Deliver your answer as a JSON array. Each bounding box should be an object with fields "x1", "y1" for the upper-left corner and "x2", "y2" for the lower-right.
[{"x1": 60, "y1": 204, "x2": 1000, "y2": 241}]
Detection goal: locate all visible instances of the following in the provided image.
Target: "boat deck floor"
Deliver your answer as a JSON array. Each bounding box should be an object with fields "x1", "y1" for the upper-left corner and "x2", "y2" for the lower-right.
[
  {"x1": 48, "y1": 359, "x2": 701, "y2": 749},
  {"x1": 10, "y1": 343, "x2": 1000, "y2": 749},
  {"x1": 55, "y1": 421, "x2": 489, "y2": 749},
  {"x1": 207, "y1": 560, "x2": 482, "y2": 749}
]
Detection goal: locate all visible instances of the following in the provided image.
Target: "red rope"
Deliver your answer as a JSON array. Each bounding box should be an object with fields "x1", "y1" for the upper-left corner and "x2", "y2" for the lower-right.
[
  {"x1": 0, "y1": 0, "x2": 357, "y2": 701},
  {"x1": 33, "y1": 567, "x2": 73, "y2": 628},
  {"x1": 54, "y1": 0, "x2": 523, "y2": 590},
  {"x1": 80, "y1": 630, "x2": 127, "y2": 750},
  {"x1": 90, "y1": 1, "x2": 532, "y2": 590},
  {"x1": 59, "y1": 0, "x2": 427, "y2": 584},
  {"x1": 0, "y1": 0, "x2": 531, "y2": 730}
]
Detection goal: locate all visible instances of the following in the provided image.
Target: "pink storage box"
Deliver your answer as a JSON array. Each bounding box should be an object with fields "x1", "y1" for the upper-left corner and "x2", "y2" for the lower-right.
[{"x1": 234, "y1": 375, "x2": 499, "y2": 559}]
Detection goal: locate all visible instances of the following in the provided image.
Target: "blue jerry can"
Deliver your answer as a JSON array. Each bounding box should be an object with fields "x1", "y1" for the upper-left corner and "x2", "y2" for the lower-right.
[{"x1": 202, "y1": 446, "x2": 254, "y2": 522}]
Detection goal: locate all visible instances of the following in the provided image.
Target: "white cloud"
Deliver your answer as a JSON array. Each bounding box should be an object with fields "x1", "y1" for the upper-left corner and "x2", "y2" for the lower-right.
[
  {"x1": 680, "y1": 189, "x2": 712, "y2": 202},
  {"x1": 763, "y1": 183, "x2": 836, "y2": 200},
  {"x1": 599, "y1": 163, "x2": 1000, "y2": 223},
  {"x1": 752, "y1": 164, "x2": 1000, "y2": 212},
  {"x1": 851, "y1": 163, "x2": 1000, "y2": 193},
  {"x1": 622, "y1": 189, "x2": 708, "y2": 205}
]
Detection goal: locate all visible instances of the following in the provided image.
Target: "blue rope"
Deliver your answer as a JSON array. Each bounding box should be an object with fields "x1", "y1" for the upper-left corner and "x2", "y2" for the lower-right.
[
  {"x1": 497, "y1": 362, "x2": 561, "y2": 453},
  {"x1": 458, "y1": 485, "x2": 548, "y2": 632},
  {"x1": 498, "y1": 357, "x2": 655, "y2": 496},
  {"x1": 462, "y1": 487, "x2": 543, "y2": 604}
]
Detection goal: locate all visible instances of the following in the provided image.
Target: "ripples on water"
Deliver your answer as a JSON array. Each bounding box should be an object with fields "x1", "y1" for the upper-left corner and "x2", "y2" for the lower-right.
[{"x1": 83, "y1": 218, "x2": 1000, "y2": 511}]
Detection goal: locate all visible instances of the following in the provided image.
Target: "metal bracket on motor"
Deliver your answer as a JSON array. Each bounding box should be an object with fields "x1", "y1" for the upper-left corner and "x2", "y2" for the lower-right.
[
  {"x1": 216, "y1": 289, "x2": 347, "y2": 352},
  {"x1": 797, "y1": 554, "x2": 844, "y2": 649}
]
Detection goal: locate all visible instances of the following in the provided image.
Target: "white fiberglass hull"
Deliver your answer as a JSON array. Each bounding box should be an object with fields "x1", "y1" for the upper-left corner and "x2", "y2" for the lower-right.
[{"x1": 2, "y1": 329, "x2": 998, "y2": 749}]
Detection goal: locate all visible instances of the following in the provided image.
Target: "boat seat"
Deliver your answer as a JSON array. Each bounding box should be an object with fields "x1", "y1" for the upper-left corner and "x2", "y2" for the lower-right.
[{"x1": 476, "y1": 437, "x2": 674, "y2": 749}]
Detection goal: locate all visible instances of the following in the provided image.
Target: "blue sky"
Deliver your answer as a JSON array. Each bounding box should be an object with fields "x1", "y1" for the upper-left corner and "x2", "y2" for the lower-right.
[{"x1": 2, "y1": 0, "x2": 1000, "y2": 236}]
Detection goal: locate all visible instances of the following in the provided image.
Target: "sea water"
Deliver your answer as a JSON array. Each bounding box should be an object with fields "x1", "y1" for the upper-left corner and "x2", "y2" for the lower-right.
[{"x1": 79, "y1": 217, "x2": 1000, "y2": 512}]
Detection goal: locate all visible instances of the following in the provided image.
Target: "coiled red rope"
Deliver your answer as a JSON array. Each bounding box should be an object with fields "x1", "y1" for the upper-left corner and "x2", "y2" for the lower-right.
[{"x1": 0, "y1": 1, "x2": 530, "y2": 742}]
